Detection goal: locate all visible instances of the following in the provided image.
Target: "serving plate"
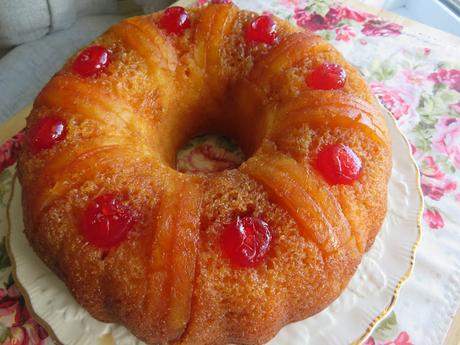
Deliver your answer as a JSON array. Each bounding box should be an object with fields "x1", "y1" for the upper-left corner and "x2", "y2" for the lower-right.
[{"x1": 4, "y1": 103, "x2": 422, "y2": 345}]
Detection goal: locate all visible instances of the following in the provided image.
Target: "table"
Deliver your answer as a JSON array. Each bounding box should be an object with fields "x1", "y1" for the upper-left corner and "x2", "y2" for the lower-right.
[{"x1": 1, "y1": 1, "x2": 460, "y2": 344}]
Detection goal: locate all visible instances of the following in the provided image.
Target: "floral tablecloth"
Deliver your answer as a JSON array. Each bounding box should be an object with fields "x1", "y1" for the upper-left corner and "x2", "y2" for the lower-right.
[{"x1": 1, "y1": 0, "x2": 460, "y2": 344}]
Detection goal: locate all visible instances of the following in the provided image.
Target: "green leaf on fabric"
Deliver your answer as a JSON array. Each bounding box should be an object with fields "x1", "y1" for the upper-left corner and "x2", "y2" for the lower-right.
[
  {"x1": 0, "y1": 169, "x2": 12, "y2": 186},
  {"x1": 372, "y1": 311, "x2": 398, "y2": 342},
  {"x1": 318, "y1": 30, "x2": 334, "y2": 41},
  {"x1": 448, "y1": 107, "x2": 460, "y2": 118},
  {"x1": 437, "y1": 62, "x2": 448, "y2": 70},
  {"x1": 0, "y1": 323, "x2": 11, "y2": 343},
  {"x1": 414, "y1": 83, "x2": 460, "y2": 145},
  {"x1": 413, "y1": 122, "x2": 436, "y2": 152},
  {"x1": 0, "y1": 169, "x2": 13, "y2": 208},
  {"x1": 437, "y1": 88, "x2": 459, "y2": 104},
  {"x1": 420, "y1": 113, "x2": 438, "y2": 126},
  {"x1": 368, "y1": 59, "x2": 397, "y2": 82},
  {"x1": 417, "y1": 94, "x2": 435, "y2": 116},
  {"x1": 415, "y1": 137, "x2": 432, "y2": 152},
  {"x1": 7, "y1": 273, "x2": 14, "y2": 288},
  {"x1": 305, "y1": 0, "x2": 333, "y2": 17},
  {"x1": 417, "y1": 88, "x2": 460, "y2": 124},
  {"x1": 433, "y1": 82, "x2": 448, "y2": 94},
  {"x1": 401, "y1": 48, "x2": 421, "y2": 62},
  {"x1": 437, "y1": 155, "x2": 456, "y2": 174},
  {"x1": 438, "y1": 61, "x2": 460, "y2": 70},
  {"x1": 0, "y1": 238, "x2": 11, "y2": 271}
]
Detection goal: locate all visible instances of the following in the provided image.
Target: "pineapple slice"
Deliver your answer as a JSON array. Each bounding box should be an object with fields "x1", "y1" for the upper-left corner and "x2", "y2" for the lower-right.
[
  {"x1": 110, "y1": 19, "x2": 177, "y2": 74},
  {"x1": 249, "y1": 32, "x2": 326, "y2": 92},
  {"x1": 146, "y1": 175, "x2": 202, "y2": 341},
  {"x1": 195, "y1": 4, "x2": 238, "y2": 83},
  {"x1": 242, "y1": 152, "x2": 351, "y2": 254},
  {"x1": 272, "y1": 91, "x2": 388, "y2": 146},
  {"x1": 33, "y1": 146, "x2": 152, "y2": 222},
  {"x1": 37, "y1": 75, "x2": 152, "y2": 141}
]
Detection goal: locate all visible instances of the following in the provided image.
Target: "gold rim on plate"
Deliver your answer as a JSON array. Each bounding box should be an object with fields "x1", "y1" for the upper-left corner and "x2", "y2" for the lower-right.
[{"x1": 350, "y1": 105, "x2": 423, "y2": 345}]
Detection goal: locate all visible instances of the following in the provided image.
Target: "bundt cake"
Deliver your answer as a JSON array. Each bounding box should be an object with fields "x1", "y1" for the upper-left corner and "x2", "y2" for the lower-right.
[{"x1": 17, "y1": 2, "x2": 391, "y2": 344}]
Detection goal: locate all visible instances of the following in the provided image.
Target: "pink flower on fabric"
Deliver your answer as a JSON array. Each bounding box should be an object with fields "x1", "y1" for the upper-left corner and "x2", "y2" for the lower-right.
[
  {"x1": 294, "y1": 6, "x2": 372, "y2": 32},
  {"x1": 0, "y1": 278, "x2": 49, "y2": 343},
  {"x1": 384, "y1": 331, "x2": 414, "y2": 345},
  {"x1": 1, "y1": 323, "x2": 47, "y2": 345},
  {"x1": 0, "y1": 131, "x2": 25, "y2": 172},
  {"x1": 0, "y1": 286, "x2": 21, "y2": 317},
  {"x1": 421, "y1": 156, "x2": 445, "y2": 180},
  {"x1": 364, "y1": 337, "x2": 376, "y2": 345},
  {"x1": 361, "y1": 19, "x2": 402, "y2": 37},
  {"x1": 450, "y1": 101, "x2": 460, "y2": 114},
  {"x1": 424, "y1": 208, "x2": 445, "y2": 229},
  {"x1": 421, "y1": 176, "x2": 457, "y2": 201},
  {"x1": 195, "y1": 0, "x2": 233, "y2": 5},
  {"x1": 293, "y1": 7, "x2": 341, "y2": 31},
  {"x1": 428, "y1": 69, "x2": 460, "y2": 92},
  {"x1": 433, "y1": 117, "x2": 460, "y2": 169},
  {"x1": 403, "y1": 69, "x2": 428, "y2": 86},
  {"x1": 13, "y1": 301, "x2": 31, "y2": 328},
  {"x1": 280, "y1": 0, "x2": 302, "y2": 7},
  {"x1": 423, "y1": 48, "x2": 431, "y2": 55},
  {"x1": 340, "y1": 6, "x2": 371, "y2": 22},
  {"x1": 335, "y1": 25, "x2": 356, "y2": 41},
  {"x1": 27, "y1": 320, "x2": 48, "y2": 345},
  {"x1": 370, "y1": 82, "x2": 410, "y2": 120},
  {"x1": 0, "y1": 140, "x2": 17, "y2": 172},
  {"x1": 364, "y1": 332, "x2": 414, "y2": 345}
]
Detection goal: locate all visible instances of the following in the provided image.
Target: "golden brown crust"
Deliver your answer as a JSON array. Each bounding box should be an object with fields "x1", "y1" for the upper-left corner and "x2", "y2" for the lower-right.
[{"x1": 17, "y1": 3, "x2": 391, "y2": 345}]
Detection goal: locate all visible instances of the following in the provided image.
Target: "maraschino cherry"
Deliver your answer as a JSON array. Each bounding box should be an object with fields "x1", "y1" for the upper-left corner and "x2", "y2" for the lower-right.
[
  {"x1": 221, "y1": 216, "x2": 272, "y2": 268},
  {"x1": 245, "y1": 15, "x2": 278, "y2": 45},
  {"x1": 159, "y1": 6, "x2": 191, "y2": 35},
  {"x1": 72, "y1": 46, "x2": 111, "y2": 78},
  {"x1": 315, "y1": 144, "x2": 362, "y2": 185},
  {"x1": 82, "y1": 193, "x2": 135, "y2": 248},
  {"x1": 28, "y1": 116, "x2": 66, "y2": 153},
  {"x1": 307, "y1": 63, "x2": 347, "y2": 90}
]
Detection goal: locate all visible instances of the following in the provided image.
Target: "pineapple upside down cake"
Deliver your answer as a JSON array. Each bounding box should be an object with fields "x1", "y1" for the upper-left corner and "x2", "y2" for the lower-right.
[{"x1": 18, "y1": 2, "x2": 391, "y2": 344}]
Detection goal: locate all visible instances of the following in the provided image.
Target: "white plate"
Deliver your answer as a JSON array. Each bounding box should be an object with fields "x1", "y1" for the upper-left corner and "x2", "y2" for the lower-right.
[{"x1": 5, "y1": 106, "x2": 422, "y2": 345}]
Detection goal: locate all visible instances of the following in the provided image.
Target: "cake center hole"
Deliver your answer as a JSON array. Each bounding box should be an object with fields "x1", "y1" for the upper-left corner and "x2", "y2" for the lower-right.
[{"x1": 176, "y1": 134, "x2": 246, "y2": 174}]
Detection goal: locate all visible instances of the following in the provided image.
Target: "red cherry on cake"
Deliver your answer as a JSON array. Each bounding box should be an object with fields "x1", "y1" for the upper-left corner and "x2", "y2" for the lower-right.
[
  {"x1": 159, "y1": 6, "x2": 191, "y2": 35},
  {"x1": 72, "y1": 46, "x2": 111, "y2": 78},
  {"x1": 221, "y1": 216, "x2": 272, "y2": 268},
  {"x1": 245, "y1": 15, "x2": 278, "y2": 45},
  {"x1": 307, "y1": 63, "x2": 347, "y2": 90},
  {"x1": 83, "y1": 193, "x2": 135, "y2": 248},
  {"x1": 315, "y1": 144, "x2": 362, "y2": 185},
  {"x1": 28, "y1": 116, "x2": 66, "y2": 153}
]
